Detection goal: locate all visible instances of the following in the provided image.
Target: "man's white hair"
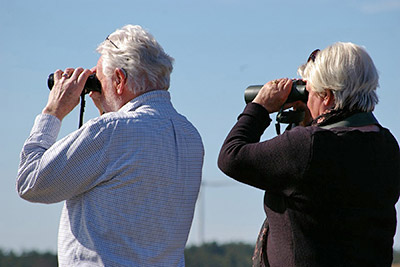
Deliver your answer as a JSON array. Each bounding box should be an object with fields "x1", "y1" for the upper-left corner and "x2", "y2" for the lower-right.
[
  {"x1": 97, "y1": 25, "x2": 174, "y2": 93},
  {"x1": 298, "y1": 42, "x2": 379, "y2": 112}
]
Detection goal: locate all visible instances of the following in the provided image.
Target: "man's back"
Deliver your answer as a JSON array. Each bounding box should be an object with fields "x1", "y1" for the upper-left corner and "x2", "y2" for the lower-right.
[{"x1": 18, "y1": 91, "x2": 204, "y2": 266}]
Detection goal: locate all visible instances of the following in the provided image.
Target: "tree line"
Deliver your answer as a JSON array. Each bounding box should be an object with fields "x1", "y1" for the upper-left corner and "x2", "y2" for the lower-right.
[{"x1": 1, "y1": 242, "x2": 400, "y2": 266}]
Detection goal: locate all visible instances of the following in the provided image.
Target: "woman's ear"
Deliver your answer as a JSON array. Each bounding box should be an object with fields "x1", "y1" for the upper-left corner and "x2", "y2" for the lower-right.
[{"x1": 323, "y1": 90, "x2": 335, "y2": 108}]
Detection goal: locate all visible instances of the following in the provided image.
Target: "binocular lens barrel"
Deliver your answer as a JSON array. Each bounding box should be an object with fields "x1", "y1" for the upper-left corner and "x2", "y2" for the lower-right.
[
  {"x1": 47, "y1": 73, "x2": 102, "y2": 94},
  {"x1": 244, "y1": 80, "x2": 308, "y2": 104}
]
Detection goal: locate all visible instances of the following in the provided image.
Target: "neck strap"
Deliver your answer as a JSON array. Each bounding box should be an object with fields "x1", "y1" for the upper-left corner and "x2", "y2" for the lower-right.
[{"x1": 320, "y1": 112, "x2": 379, "y2": 129}]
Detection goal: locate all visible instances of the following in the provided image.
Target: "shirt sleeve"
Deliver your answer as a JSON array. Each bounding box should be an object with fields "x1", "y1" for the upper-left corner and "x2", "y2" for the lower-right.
[
  {"x1": 17, "y1": 114, "x2": 109, "y2": 203},
  {"x1": 218, "y1": 103, "x2": 312, "y2": 193}
]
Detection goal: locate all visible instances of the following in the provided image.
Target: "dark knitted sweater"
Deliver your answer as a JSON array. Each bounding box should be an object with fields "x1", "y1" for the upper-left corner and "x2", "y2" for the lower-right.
[{"x1": 218, "y1": 103, "x2": 400, "y2": 267}]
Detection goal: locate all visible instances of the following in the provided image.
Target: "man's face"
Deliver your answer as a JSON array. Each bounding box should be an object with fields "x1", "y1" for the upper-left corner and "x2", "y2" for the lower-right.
[{"x1": 95, "y1": 57, "x2": 120, "y2": 112}]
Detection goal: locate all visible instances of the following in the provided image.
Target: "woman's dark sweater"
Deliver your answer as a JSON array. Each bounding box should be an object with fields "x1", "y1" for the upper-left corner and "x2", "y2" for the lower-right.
[{"x1": 218, "y1": 103, "x2": 400, "y2": 267}]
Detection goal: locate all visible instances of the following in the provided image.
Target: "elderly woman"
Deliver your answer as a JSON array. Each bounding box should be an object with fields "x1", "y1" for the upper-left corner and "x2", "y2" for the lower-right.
[{"x1": 218, "y1": 42, "x2": 400, "y2": 266}]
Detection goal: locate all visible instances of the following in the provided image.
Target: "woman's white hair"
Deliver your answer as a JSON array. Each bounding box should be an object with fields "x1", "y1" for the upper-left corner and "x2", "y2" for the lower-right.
[
  {"x1": 97, "y1": 25, "x2": 174, "y2": 93},
  {"x1": 298, "y1": 42, "x2": 379, "y2": 112}
]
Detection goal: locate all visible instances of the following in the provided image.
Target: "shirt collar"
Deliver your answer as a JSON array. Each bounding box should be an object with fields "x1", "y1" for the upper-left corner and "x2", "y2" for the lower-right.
[{"x1": 119, "y1": 90, "x2": 171, "y2": 113}]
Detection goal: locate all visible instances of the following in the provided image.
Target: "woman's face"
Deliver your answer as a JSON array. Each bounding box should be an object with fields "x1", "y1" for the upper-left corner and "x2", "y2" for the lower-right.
[{"x1": 306, "y1": 83, "x2": 328, "y2": 119}]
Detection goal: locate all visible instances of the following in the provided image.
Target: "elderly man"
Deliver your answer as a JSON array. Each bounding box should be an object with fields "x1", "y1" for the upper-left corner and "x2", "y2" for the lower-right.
[{"x1": 17, "y1": 25, "x2": 204, "y2": 266}]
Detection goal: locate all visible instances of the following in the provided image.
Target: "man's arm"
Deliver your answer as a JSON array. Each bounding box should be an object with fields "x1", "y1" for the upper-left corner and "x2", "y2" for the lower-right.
[
  {"x1": 17, "y1": 114, "x2": 109, "y2": 203},
  {"x1": 16, "y1": 67, "x2": 107, "y2": 203}
]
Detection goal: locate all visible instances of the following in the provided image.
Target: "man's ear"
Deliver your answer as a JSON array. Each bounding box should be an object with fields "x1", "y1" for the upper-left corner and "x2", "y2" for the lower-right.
[{"x1": 114, "y1": 68, "x2": 128, "y2": 95}]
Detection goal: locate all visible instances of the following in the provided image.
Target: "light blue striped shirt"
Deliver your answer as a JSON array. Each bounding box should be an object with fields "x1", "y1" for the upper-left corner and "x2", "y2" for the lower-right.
[{"x1": 17, "y1": 90, "x2": 204, "y2": 266}]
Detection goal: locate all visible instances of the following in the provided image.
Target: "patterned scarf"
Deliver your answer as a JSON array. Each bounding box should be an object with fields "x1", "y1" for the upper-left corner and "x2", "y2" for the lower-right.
[{"x1": 311, "y1": 108, "x2": 362, "y2": 127}]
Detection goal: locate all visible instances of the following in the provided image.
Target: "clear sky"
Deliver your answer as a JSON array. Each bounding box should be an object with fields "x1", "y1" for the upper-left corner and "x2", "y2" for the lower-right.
[{"x1": 1, "y1": 0, "x2": 399, "y2": 253}]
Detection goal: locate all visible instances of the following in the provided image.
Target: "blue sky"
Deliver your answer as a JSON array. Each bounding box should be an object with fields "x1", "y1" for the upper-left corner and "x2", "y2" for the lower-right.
[{"x1": 1, "y1": 0, "x2": 399, "y2": 252}]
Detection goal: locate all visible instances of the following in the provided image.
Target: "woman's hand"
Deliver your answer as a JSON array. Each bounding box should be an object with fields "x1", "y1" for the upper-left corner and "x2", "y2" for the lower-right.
[
  {"x1": 290, "y1": 101, "x2": 313, "y2": 126},
  {"x1": 252, "y1": 78, "x2": 292, "y2": 113}
]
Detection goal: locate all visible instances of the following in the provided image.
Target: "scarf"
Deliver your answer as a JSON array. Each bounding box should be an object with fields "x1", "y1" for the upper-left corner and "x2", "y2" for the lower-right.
[{"x1": 311, "y1": 108, "x2": 363, "y2": 127}]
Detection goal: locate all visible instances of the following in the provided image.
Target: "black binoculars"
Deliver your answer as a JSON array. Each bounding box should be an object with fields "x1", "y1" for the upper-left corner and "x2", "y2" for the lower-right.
[
  {"x1": 47, "y1": 73, "x2": 102, "y2": 95},
  {"x1": 244, "y1": 80, "x2": 308, "y2": 104}
]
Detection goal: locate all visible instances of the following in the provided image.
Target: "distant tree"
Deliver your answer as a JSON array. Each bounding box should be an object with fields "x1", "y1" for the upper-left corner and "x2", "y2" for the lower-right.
[
  {"x1": 184, "y1": 244, "x2": 400, "y2": 266},
  {"x1": 0, "y1": 246, "x2": 399, "y2": 266},
  {"x1": 393, "y1": 249, "x2": 400, "y2": 263},
  {"x1": 0, "y1": 249, "x2": 57, "y2": 267},
  {"x1": 185, "y1": 242, "x2": 254, "y2": 267}
]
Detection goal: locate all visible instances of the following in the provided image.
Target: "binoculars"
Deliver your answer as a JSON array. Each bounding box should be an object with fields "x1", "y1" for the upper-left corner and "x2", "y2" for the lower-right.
[
  {"x1": 47, "y1": 73, "x2": 102, "y2": 94},
  {"x1": 244, "y1": 80, "x2": 308, "y2": 104}
]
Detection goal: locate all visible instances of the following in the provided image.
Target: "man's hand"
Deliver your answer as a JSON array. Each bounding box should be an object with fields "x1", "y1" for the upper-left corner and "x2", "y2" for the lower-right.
[
  {"x1": 43, "y1": 68, "x2": 92, "y2": 121},
  {"x1": 252, "y1": 78, "x2": 292, "y2": 113},
  {"x1": 87, "y1": 65, "x2": 105, "y2": 115},
  {"x1": 89, "y1": 91, "x2": 104, "y2": 115}
]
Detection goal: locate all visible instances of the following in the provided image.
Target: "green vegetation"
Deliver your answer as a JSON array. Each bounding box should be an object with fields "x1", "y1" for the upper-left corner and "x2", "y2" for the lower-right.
[
  {"x1": 185, "y1": 242, "x2": 254, "y2": 267},
  {"x1": 0, "y1": 250, "x2": 57, "y2": 267},
  {"x1": 394, "y1": 250, "x2": 400, "y2": 264},
  {"x1": 1, "y1": 243, "x2": 400, "y2": 266},
  {"x1": 0, "y1": 243, "x2": 253, "y2": 267}
]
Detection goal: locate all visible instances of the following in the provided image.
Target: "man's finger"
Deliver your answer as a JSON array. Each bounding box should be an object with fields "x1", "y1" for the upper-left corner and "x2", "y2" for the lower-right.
[
  {"x1": 62, "y1": 68, "x2": 75, "y2": 79},
  {"x1": 54, "y1": 69, "x2": 63, "y2": 81},
  {"x1": 70, "y1": 67, "x2": 84, "y2": 81},
  {"x1": 76, "y1": 69, "x2": 92, "y2": 87}
]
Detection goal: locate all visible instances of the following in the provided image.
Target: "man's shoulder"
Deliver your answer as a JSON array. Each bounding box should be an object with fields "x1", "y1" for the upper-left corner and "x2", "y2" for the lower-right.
[
  {"x1": 82, "y1": 107, "x2": 181, "y2": 132},
  {"x1": 84, "y1": 111, "x2": 140, "y2": 129}
]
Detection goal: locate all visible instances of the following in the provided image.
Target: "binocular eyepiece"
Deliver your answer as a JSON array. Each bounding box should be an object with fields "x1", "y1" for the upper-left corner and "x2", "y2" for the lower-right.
[
  {"x1": 47, "y1": 73, "x2": 102, "y2": 95},
  {"x1": 244, "y1": 80, "x2": 308, "y2": 104}
]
